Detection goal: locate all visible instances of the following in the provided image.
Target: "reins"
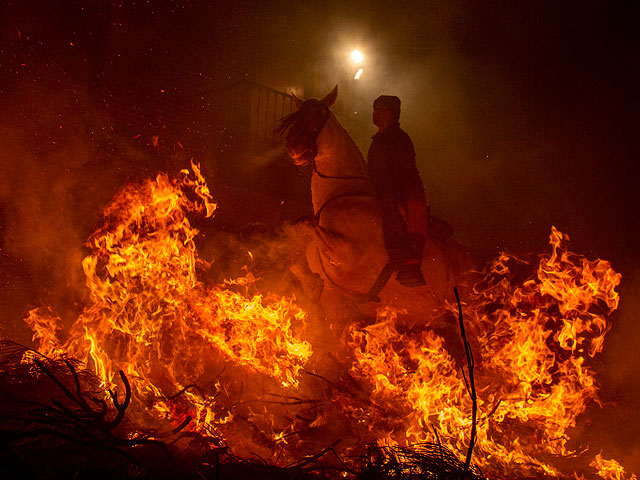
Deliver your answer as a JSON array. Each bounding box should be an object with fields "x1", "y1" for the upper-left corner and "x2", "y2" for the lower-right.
[
  {"x1": 312, "y1": 160, "x2": 367, "y2": 181},
  {"x1": 314, "y1": 190, "x2": 374, "y2": 221},
  {"x1": 309, "y1": 113, "x2": 370, "y2": 220}
]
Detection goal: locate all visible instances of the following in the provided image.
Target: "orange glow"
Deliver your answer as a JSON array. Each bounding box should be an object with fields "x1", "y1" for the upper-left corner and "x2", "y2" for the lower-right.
[
  {"x1": 23, "y1": 163, "x2": 628, "y2": 476},
  {"x1": 344, "y1": 227, "x2": 622, "y2": 477},
  {"x1": 25, "y1": 161, "x2": 311, "y2": 445}
]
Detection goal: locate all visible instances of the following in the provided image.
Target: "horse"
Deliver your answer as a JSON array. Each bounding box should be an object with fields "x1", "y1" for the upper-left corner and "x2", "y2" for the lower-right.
[{"x1": 278, "y1": 86, "x2": 473, "y2": 331}]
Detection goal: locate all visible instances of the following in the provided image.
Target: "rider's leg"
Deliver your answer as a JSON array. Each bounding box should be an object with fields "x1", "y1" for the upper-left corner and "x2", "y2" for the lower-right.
[{"x1": 379, "y1": 195, "x2": 408, "y2": 264}]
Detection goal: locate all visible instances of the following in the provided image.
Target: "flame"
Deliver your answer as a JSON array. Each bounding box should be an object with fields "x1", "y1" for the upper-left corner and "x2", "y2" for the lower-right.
[
  {"x1": 344, "y1": 226, "x2": 622, "y2": 477},
  {"x1": 24, "y1": 307, "x2": 62, "y2": 357},
  {"x1": 25, "y1": 161, "x2": 312, "y2": 441},
  {"x1": 592, "y1": 453, "x2": 638, "y2": 480},
  {"x1": 22, "y1": 161, "x2": 630, "y2": 476}
]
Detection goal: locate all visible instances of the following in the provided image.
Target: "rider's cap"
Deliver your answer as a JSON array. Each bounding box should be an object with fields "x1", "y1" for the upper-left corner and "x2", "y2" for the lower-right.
[{"x1": 373, "y1": 95, "x2": 401, "y2": 121}]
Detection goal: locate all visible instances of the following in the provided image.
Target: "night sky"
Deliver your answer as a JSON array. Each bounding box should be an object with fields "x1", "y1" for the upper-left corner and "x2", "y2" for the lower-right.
[{"x1": 1, "y1": 0, "x2": 638, "y2": 471}]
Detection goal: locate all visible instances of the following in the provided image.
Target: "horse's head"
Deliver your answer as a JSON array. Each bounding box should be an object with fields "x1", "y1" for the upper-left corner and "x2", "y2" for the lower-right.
[{"x1": 277, "y1": 86, "x2": 338, "y2": 166}]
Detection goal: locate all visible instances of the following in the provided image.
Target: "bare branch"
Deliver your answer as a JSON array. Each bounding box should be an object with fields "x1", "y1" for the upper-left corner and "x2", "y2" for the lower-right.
[{"x1": 454, "y1": 286, "x2": 478, "y2": 479}]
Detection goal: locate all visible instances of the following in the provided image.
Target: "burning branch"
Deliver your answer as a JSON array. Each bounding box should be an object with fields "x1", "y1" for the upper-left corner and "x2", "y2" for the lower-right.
[
  {"x1": 454, "y1": 286, "x2": 478, "y2": 477},
  {"x1": 285, "y1": 438, "x2": 342, "y2": 469},
  {"x1": 31, "y1": 358, "x2": 132, "y2": 433},
  {"x1": 26, "y1": 357, "x2": 166, "y2": 452},
  {"x1": 4, "y1": 351, "x2": 156, "y2": 448}
]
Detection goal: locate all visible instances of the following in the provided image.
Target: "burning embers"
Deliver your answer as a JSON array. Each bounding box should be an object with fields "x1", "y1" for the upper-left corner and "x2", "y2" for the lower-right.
[{"x1": 19, "y1": 165, "x2": 631, "y2": 478}]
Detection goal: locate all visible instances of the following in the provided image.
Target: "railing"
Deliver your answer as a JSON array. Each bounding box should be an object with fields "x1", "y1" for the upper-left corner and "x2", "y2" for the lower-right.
[{"x1": 219, "y1": 80, "x2": 296, "y2": 146}]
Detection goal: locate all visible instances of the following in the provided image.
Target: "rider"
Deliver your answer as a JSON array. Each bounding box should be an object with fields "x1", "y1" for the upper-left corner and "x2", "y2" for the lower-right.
[{"x1": 367, "y1": 95, "x2": 428, "y2": 287}]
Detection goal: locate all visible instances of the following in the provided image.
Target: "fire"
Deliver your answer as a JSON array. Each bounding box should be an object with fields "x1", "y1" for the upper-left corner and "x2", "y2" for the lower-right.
[
  {"x1": 25, "y1": 307, "x2": 61, "y2": 358},
  {"x1": 592, "y1": 454, "x2": 638, "y2": 480},
  {"x1": 25, "y1": 161, "x2": 312, "y2": 441},
  {"x1": 345, "y1": 227, "x2": 623, "y2": 477},
  {"x1": 22, "y1": 163, "x2": 630, "y2": 478}
]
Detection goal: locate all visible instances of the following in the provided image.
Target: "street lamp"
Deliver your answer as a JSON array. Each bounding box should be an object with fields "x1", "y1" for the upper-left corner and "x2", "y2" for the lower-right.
[{"x1": 350, "y1": 49, "x2": 364, "y2": 80}]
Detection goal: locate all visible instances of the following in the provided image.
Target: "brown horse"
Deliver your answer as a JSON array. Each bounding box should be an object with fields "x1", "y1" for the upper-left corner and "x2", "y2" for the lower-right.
[{"x1": 279, "y1": 86, "x2": 472, "y2": 328}]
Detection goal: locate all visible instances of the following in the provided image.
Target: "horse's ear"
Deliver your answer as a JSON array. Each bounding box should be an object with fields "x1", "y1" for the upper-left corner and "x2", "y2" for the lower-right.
[
  {"x1": 291, "y1": 91, "x2": 304, "y2": 109},
  {"x1": 321, "y1": 85, "x2": 338, "y2": 108}
]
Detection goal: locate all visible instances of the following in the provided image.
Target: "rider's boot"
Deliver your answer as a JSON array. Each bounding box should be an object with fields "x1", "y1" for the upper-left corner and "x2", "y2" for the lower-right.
[{"x1": 395, "y1": 233, "x2": 427, "y2": 287}]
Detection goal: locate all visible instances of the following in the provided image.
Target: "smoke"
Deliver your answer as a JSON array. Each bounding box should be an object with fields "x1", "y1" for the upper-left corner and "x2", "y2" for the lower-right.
[
  {"x1": 586, "y1": 261, "x2": 640, "y2": 472},
  {"x1": 297, "y1": 1, "x2": 635, "y2": 263},
  {"x1": 0, "y1": 74, "x2": 157, "y2": 344},
  {"x1": 1, "y1": 0, "x2": 636, "y2": 472},
  {"x1": 1, "y1": 88, "x2": 84, "y2": 342}
]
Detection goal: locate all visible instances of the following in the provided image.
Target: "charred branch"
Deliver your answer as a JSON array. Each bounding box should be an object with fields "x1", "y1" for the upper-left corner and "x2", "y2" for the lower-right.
[{"x1": 455, "y1": 286, "x2": 479, "y2": 478}]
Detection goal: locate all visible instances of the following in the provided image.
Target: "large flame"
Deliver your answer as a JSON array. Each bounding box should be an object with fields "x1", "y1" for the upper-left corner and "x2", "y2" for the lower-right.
[
  {"x1": 22, "y1": 164, "x2": 629, "y2": 478},
  {"x1": 25, "y1": 162, "x2": 312, "y2": 442},
  {"x1": 345, "y1": 227, "x2": 622, "y2": 477}
]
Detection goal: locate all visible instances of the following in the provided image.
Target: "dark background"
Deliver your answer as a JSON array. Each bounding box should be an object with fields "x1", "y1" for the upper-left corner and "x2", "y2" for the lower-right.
[{"x1": 1, "y1": 0, "x2": 638, "y2": 471}]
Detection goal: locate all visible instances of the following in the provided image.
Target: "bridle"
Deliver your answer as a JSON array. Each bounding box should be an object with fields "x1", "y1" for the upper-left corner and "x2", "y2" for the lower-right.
[
  {"x1": 278, "y1": 100, "x2": 328, "y2": 165},
  {"x1": 278, "y1": 99, "x2": 396, "y2": 302},
  {"x1": 280, "y1": 101, "x2": 368, "y2": 179}
]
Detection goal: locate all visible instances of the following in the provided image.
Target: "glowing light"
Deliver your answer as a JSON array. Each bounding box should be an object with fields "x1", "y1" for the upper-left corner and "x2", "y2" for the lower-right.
[
  {"x1": 350, "y1": 49, "x2": 364, "y2": 64},
  {"x1": 354, "y1": 67, "x2": 364, "y2": 80}
]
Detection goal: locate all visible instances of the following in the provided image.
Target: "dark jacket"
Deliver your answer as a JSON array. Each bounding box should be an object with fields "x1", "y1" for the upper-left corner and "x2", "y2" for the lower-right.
[{"x1": 367, "y1": 122, "x2": 426, "y2": 208}]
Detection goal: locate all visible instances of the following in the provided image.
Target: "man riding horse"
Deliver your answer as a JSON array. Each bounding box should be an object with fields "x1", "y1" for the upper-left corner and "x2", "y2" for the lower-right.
[
  {"x1": 367, "y1": 95, "x2": 428, "y2": 287},
  {"x1": 278, "y1": 86, "x2": 470, "y2": 324}
]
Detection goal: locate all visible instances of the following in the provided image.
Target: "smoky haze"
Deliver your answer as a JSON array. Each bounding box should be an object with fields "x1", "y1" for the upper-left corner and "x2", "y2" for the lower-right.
[
  {"x1": 0, "y1": 0, "x2": 638, "y2": 472},
  {"x1": 309, "y1": 3, "x2": 639, "y2": 467}
]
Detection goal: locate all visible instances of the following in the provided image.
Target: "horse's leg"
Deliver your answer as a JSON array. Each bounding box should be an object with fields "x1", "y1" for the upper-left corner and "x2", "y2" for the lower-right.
[
  {"x1": 289, "y1": 261, "x2": 323, "y2": 303},
  {"x1": 281, "y1": 220, "x2": 323, "y2": 301},
  {"x1": 284, "y1": 217, "x2": 349, "y2": 274}
]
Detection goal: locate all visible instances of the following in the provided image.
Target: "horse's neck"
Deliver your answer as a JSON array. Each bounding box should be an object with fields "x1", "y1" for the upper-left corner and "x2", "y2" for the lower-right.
[{"x1": 311, "y1": 114, "x2": 371, "y2": 213}]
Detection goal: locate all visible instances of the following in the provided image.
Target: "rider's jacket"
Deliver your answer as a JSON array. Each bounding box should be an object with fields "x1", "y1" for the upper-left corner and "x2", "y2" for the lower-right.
[{"x1": 367, "y1": 122, "x2": 427, "y2": 240}]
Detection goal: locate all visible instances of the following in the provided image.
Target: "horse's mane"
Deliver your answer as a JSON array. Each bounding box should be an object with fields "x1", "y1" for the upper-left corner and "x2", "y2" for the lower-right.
[{"x1": 276, "y1": 99, "x2": 327, "y2": 136}]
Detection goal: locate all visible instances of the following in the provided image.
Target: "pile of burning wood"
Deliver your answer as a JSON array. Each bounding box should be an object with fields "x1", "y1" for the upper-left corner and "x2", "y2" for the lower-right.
[{"x1": 0, "y1": 340, "x2": 483, "y2": 480}]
